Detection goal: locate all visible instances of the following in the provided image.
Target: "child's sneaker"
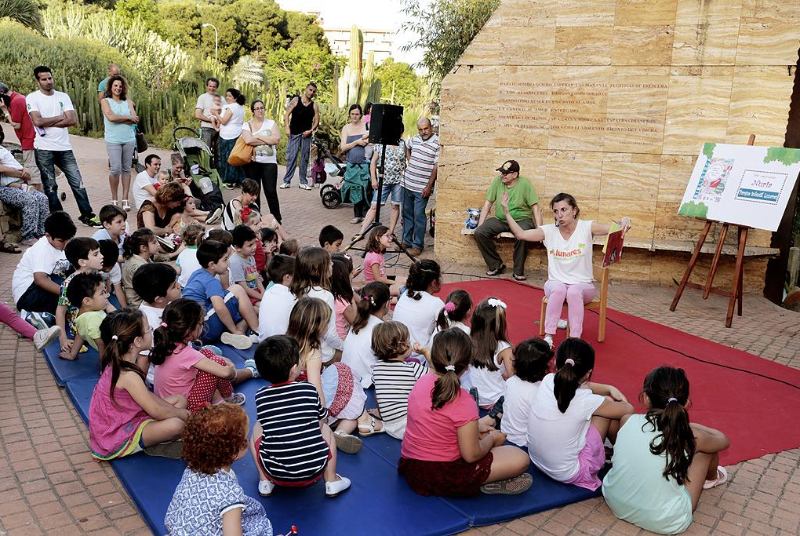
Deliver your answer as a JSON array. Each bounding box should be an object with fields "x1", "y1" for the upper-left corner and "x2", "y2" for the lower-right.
[
  {"x1": 544, "y1": 335, "x2": 554, "y2": 349},
  {"x1": 21, "y1": 310, "x2": 48, "y2": 331},
  {"x1": 325, "y1": 474, "x2": 351, "y2": 498},
  {"x1": 333, "y1": 430, "x2": 362, "y2": 454},
  {"x1": 221, "y1": 332, "x2": 253, "y2": 350},
  {"x1": 249, "y1": 333, "x2": 260, "y2": 345},
  {"x1": 33, "y1": 325, "x2": 61, "y2": 350},
  {"x1": 226, "y1": 392, "x2": 246, "y2": 406},
  {"x1": 244, "y1": 359, "x2": 260, "y2": 379},
  {"x1": 557, "y1": 319, "x2": 568, "y2": 330},
  {"x1": 258, "y1": 479, "x2": 276, "y2": 497}
]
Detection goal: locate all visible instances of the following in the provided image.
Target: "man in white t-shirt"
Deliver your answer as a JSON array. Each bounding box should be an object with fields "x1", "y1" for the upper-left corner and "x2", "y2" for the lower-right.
[
  {"x1": 26, "y1": 65, "x2": 99, "y2": 227},
  {"x1": 194, "y1": 77, "x2": 220, "y2": 168},
  {"x1": 133, "y1": 154, "x2": 161, "y2": 210}
]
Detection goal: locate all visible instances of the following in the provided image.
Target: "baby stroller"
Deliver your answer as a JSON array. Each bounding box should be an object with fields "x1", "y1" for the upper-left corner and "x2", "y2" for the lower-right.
[
  {"x1": 173, "y1": 127, "x2": 224, "y2": 213},
  {"x1": 311, "y1": 137, "x2": 351, "y2": 209}
]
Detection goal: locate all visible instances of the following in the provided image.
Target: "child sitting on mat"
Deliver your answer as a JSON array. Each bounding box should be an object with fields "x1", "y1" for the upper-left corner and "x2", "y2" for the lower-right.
[
  {"x1": 65, "y1": 272, "x2": 109, "y2": 360},
  {"x1": 342, "y1": 282, "x2": 390, "y2": 389},
  {"x1": 392, "y1": 259, "x2": 444, "y2": 356},
  {"x1": 121, "y1": 228, "x2": 159, "y2": 307},
  {"x1": 501, "y1": 338, "x2": 552, "y2": 447},
  {"x1": 399, "y1": 328, "x2": 532, "y2": 497},
  {"x1": 330, "y1": 254, "x2": 357, "y2": 340},
  {"x1": 165, "y1": 404, "x2": 274, "y2": 536},
  {"x1": 602, "y1": 366, "x2": 729, "y2": 534},
  {"x1": 433, "y1": 289, "x2": 472, "y2": 337},
  {"x1": 151, "y1": 298, "x2": 250, "y2": 412},
  {"x1": 286, "y1": 297, "x2": 383, "y2": 454},
  {"x1": 56, "y1": 237, "x2": 104, "y2": 357},
  {"x1": 469, "y1": 297, "x2": 514, "y2": 411},
  {"x1": 182, "y1": 239, "x2": 260, "y2": 350},
  {"x1": 230, "y1": 225, "x2": 265, "y2": 307},
  {"x1": 250, "y1": 335, "x2": 351, "y2": 499},
  {"x1": 527, "y1": 338, "x2": 633, "y2": 491},
  {"x1": 256, "y1": 254, "x2": 295, "y2": 342},
  {"x1": 89, "y1": 309, "x2": 190, "y2": 460},
  {"x1": 362, "y1": 225, "x2": 406, "y2": 296},
  {"x1": 372, "y1": 321, "x2": 430, "y2": 440}
]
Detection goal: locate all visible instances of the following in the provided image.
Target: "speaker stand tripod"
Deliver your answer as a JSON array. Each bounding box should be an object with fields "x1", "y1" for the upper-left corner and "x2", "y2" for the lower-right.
[{"x1": 344, "y1": 143, "x2": 417, "y2": 264}]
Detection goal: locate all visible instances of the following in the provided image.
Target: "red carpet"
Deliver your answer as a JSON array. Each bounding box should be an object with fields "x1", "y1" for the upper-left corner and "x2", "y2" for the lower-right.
[{"x1": 439, "y1": 279, "x2": 800, "y2": 466}]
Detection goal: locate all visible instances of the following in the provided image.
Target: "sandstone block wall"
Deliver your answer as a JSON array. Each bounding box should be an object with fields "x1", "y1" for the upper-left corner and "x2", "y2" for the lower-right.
[{"x1": 436, "y1": 0, "x2": 799, "y2": 290}]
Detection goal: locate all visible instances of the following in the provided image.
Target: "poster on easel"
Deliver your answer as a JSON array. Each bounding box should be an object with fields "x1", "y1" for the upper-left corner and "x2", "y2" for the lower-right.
[{"x1": 678, "y1": 143, "x2": 800, "y2": 231}]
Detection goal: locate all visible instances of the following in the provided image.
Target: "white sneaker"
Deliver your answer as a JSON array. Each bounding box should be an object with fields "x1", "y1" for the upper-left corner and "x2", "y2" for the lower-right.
[
  {"x1": 33, "y1": 325, "x2": 61, "y2": 350},
  {"x1": 279, "y1": 183, "x2": 290, "y2": 189},
  {"x1": 325, "y1": 474, "x2": 351, "y2": 498},
  {"x1": 544, "y1": 335, "x2": 554, "y2": 349},
  {"x1": 205, "y1": 207, "x2": 223, "y2": 225},
  {"x1": 249, "y1": 334, "x2": 260, "y2": 345},
  {"x1": 258, "y1": 479, "x2": 276, "y2": 497},
  {"x1": 557, "y1": 319, "x2": 568, "y2": 330},
  {"x1": 220, "y1": 332, "x2": 253, "y2": 350},
  {"x1": 299, "y1": 183, "x2": 312, "y2": 190}
]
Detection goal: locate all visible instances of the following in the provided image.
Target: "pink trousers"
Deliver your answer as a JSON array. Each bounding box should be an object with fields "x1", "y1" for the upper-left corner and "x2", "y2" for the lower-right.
[
  {"x1": 0, "y1": 301, "x2": 36, "y2": 340},
  {"x1": 544, "y1": 280, "x2": 596, "y2": 338}
]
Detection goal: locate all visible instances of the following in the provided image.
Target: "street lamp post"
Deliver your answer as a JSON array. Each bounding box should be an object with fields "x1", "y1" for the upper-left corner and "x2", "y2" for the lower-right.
[{"x1": 202, "y1": 23, "x2": 218, "y2": 64}]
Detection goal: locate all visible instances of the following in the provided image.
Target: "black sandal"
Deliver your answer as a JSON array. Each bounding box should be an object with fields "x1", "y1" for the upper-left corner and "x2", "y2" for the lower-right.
[
  {"x1": 486, "y1": 264, "x2": 506, "y2": 276},
  {"x1": 0, "y1": 240, "x2": 22, "y2": 254}
]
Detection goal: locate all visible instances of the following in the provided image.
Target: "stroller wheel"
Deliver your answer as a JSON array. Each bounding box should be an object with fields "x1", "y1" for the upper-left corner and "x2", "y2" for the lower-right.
[
  {"x1": 320, "y1": 184, "x2": 335, "y2": 198},
  {"x1": 321, "y1": 190, "x2": 341, "y2": 209}
]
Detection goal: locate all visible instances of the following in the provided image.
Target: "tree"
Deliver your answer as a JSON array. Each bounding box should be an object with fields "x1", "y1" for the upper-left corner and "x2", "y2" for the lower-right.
[
  {"x1": 157, "y1": 1, "x2": 202, "y2": 49},
  {"x1": 115, "y1": 0, "x2": 161, "y2": 33},
  {"x1": 198, "y1": 5, "x2": 244, "y2": 65},
  {"x1": 285, "y1": 11, "x2": 325, "y2": 48},
  {"x1": 263, "y1": 42, "x2": 337, "y2": 103},
  {"x1": 401, "y1": 0, "x2": 499, "y2": 85},
  {"x1": 0, "y1": 0, "x2": 43, "y2": 32},
  {"x1": 375, "y1": 58, "x2": 422, "y2": 108},
  {"x1": 234, "y1": 0, "x2": 287, "y2": 54}
]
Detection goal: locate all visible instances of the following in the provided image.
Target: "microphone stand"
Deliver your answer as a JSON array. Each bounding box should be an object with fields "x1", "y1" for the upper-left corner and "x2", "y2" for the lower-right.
[{"x1": 345, "y1": 142, "x2": 417, "y2": 263}]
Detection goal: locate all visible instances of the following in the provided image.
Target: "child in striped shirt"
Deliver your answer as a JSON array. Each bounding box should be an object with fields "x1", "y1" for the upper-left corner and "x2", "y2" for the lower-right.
[
  {"x1": 372, "y1": 321, "x2": 431, "y2": 440},
  {"x1": 249, "y1": 335, "x2": 351, "y2": 498}
]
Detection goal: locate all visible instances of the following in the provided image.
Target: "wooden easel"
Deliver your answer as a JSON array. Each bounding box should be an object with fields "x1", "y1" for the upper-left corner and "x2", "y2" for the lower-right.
[{"x1": 669, "y1": 134, "x2": 754, "y2": 328}]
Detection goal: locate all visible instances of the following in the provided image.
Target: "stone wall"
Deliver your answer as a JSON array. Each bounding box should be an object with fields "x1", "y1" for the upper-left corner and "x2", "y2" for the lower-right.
[{"x1": 436, "y1": 0, "x2": 799, "y2": 290}]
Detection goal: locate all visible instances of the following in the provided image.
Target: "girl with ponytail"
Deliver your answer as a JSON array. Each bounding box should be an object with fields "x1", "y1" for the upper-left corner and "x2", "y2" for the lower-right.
[
  {"x1": 602, "y1": 366, "x2": 729, "y2": 534},
  {"x1": 89, "y1": 308, "x2": 190, "y2": 461},
  {"x1": 342, "y1": 282, "x2": 391, "y2": 388},
  {"x1": 527, "y1": 338, "x2": 633, "y2": 490},
  {"x1": 393, "y1": 259, "x2": 444, "y2": 353},
  {"x1": 434, "y1": 289, "x2": 472, "y2": 334},
  {"x1": 469, "y1": 297, "x2": 514, "y2": 409},
  {"x1": 399, "y1": 328, "x2": 533, "y2": 497}
]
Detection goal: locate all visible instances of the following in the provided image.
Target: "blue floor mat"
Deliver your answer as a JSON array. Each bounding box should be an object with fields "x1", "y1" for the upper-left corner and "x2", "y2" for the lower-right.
[
  {"x1": 42, "y1": 340, "x2": 101, "y2": 386},
  {"x1": 57, "y1": 344, "x2": 602, "y2": 535}
]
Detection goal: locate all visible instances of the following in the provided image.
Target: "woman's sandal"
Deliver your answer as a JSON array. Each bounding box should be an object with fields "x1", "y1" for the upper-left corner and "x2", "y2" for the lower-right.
[
  {"x1": 702, "y1": 466, "x2": 728, "y2": 489},
  {"x1": 357, "y1": 416, "x2": 385, "y2": 437},
  {"x1": 480, "y1": 473, "x2": 533, "y2": 495},
  {"x1": 0, "y1": 240, "x2": 22, "y2": 254}
]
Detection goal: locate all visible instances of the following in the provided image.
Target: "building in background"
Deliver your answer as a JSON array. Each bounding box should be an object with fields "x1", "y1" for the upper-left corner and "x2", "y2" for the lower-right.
[{"x1": 323, "y1": 27, "x2": 393, "y2": 64}]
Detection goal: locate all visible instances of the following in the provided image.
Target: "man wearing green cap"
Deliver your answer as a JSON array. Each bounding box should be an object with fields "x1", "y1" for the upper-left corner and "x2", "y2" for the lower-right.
[{"x1": 474, "y1": 159, "x2": 542, "y2": 280}]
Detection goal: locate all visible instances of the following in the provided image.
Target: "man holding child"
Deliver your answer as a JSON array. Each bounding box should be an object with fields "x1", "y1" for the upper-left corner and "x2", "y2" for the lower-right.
[{"x1": 474, "y1": 160, "x2": 543, "y2": 280}]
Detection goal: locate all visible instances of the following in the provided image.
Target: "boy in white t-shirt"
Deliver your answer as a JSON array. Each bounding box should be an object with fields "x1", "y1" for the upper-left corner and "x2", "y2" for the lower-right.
[
  {"x1": 12, "y1": 211, "x2": 75, "y2": 316},
  {"x1": 230, "y1": 225, "x2": 264, "y2": 307},
  {"x1": 26, "y1": 66, "x2": 99, "y2": 227},
  {"x1": 255, "y1": 254, "x2": 295, "y2": 343},
  {"x1": 132, "y1": 154, "x2": 160, "y2": 210},
  {"x1": 92, "y1": 204, "x2": 127, "y2": 261},
  {"x1": 98, "y1": 239, "x2": 126, "y2": 309}
]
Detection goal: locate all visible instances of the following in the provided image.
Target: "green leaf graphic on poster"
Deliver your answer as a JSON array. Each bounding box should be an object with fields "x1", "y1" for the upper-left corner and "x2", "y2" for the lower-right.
[
  {"x1": 702, "y1": 143, "x2": 716, "y2": 159},
  {"x1": 763, "y1": 147, "x2": 800, "y2": 166},
  {"x1": 678, "y1": 201, "x2": 708, "y2": 218}
]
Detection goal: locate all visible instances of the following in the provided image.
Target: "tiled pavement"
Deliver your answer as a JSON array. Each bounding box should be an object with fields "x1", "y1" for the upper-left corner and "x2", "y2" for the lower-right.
[{"x1": 1, "y1": 126, "x2": 799, "y2": 535}]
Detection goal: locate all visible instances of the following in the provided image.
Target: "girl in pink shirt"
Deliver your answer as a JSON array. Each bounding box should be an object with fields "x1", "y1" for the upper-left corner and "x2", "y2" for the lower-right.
[
  {"x1": 89, "y1": 309, "x2": 189, "y2": 460},
  {"x1": 399, "y1": 328, "x2": 532, "y2": 497},
  {"x1": 331, "y1": 254, "x2": 357, "y2": 340},
  {"x1": 151, "y1": 298, "x2": 250, "y2": 412},
  {"x1": 362, "y1": 226, "x2": 406, "y2": 297}
]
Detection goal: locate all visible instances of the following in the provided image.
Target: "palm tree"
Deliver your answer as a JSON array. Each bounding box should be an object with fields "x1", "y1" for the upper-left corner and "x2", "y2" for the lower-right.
[{"x1": 0, "y1": 0, "x2": 44, "y2": 33}]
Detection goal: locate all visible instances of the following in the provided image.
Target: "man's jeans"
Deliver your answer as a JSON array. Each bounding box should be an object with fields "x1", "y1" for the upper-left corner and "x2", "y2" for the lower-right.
[
  {"x1": 201, "y1": 127, "x2": 220, "y2": 168},
  {"x1": 35, "y1": 149, "x2": 94, "y2": 217},
  {"x1": 402, "y1": 187, "x2": 429, "y2": 249},
  {"x1": 283, "y1": 134, "x2": 311, "y2": 185}
]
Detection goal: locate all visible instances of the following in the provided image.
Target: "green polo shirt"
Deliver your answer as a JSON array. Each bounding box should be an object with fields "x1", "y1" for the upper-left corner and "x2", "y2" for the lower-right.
[{"x1": 485, "y1": 175, "x2": 539, "y2": 221}]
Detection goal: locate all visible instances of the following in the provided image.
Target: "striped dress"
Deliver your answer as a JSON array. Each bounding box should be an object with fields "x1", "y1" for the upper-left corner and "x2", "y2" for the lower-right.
[{"x1": 254, "y1": 382, "x2": 330, "y2": 482}]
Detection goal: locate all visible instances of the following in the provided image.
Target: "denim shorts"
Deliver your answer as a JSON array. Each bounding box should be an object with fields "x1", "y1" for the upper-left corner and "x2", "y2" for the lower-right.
[{"x1": 371, "y1": 183, "x2": 403, "y2": 205}]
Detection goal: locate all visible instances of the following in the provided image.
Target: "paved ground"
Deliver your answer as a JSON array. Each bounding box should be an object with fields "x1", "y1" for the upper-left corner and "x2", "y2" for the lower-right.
[{"x1": 1, "y1": 126, "x2": 799, "y2": 535}]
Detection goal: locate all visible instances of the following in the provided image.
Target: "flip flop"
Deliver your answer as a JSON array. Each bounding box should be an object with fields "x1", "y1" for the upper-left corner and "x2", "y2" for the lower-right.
[
  {"x1": 480, "y1": 473, "x2": 533, "y2": 495},
  {"x1": 357, "y1": 416, "x2": 385, "y2": 436},
  {"x1": 0, "y1": 240, "x2": 22, "y2": 254},
  {"x1": 512, "y1": 273, "x2": 527, "y2": 281},
  {"x1": 486, "y1": 264, "x2": 506, "y2": 276}
]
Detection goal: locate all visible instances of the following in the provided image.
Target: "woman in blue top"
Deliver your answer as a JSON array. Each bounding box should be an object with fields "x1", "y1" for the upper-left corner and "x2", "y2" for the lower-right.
[
  {"x1": 602, "y1": 366, "x2": 730, "y2": 534},
  {"x1": 340, "y1": 104, "x2": 371, "y2": 224},
  {"x1": 100, "y1": 75, "x2": 138, "y2": 212}
]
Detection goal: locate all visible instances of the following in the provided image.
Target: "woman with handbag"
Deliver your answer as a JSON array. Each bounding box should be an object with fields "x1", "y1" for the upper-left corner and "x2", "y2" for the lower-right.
[
  {"x1": 101, "y1": 75, "x2": 139, "y2": 211},
  {"x1": 240, "y1": 99, "x2": 282, "y2": 223},
  {"x1": 213, "y1": 88, "x2": 246, "y2": 188}
]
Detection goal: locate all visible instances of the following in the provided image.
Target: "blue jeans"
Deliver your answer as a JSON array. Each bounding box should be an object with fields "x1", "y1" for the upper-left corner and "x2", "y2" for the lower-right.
[
  {"x1": 283, "y1": 134, "x2": 311, "y2": 185},
  {"x1": 402, "y1": 187, "x2": 429, "y2": 249},
  {"x1": 35, "y1": 149, "x2": 94, "y2": 217}
]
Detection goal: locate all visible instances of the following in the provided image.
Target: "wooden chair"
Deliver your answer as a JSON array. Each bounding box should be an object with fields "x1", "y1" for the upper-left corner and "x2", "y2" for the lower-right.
[{"x1": 538, "y1": 265, "x2": 609, "y2": 342}]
